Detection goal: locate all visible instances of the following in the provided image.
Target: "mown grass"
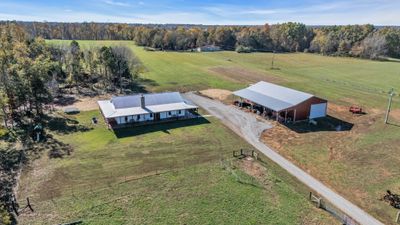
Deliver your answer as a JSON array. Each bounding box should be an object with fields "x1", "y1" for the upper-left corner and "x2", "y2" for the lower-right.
[
  {"x1": 42, "y1": 40, "x2": 400, "y2": 224},
  {"x1": 17, "y1": 110, "x2": 335, "y2": 224}
]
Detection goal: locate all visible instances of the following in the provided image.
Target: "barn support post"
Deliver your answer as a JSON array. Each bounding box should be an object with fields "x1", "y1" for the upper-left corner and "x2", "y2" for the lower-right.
[
  {"x1": 276, "y1": 111, "x2": 279, "y2": 122},
  {"x1": 293, "y1": 109, "x2": 297, "y2": 122},
  {"x1": 284, "y1": 110, "x2": 288, "y2": 123}
]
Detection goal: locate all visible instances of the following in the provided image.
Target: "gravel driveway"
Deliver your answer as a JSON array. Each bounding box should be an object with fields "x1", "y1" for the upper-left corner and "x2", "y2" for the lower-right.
[{"x1": 185, "y1": 92, "x2": 383, "y2": 225}]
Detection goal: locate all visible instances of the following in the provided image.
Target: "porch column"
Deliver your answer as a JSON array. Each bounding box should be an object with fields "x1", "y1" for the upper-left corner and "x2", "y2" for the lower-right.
[{"x1": 276, "y1": 111, "x2": 279, "y2": 122}]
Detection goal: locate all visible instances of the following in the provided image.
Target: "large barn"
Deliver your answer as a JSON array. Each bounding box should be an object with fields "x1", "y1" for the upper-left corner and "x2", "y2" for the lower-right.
[
  {"x1": 233, "y1": 81, "x2": 327, "y2": 122},
  {"x1": 98, "y1": 92, "x2": 198, "y2": 128}
]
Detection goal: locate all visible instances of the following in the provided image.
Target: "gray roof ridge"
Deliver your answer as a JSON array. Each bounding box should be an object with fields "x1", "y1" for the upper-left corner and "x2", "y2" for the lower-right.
[
  {"x1": 112, "y1": 91, "x2": 180, "y2": 99},
  {"x1": 233, "y1": 89, "x2": 294, "y2": 107},
  {"x1": 256, "y1": 81, "x2": 314, "y2": 97}
]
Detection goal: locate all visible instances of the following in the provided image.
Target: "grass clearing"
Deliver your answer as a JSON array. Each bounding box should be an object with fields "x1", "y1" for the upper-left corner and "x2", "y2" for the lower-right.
[
  {"x1": 17, "y1": 110, "x2": 335, "y2": 224},
  {"x1": 49, "y1": 40, "x2": 400, "y2": 108},
  {"x1": 40, "y1": 40, "x2": 400, "y2": 224}
]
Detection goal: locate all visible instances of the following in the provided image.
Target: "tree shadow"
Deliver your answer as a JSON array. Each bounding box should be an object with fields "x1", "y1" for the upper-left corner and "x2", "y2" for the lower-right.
[
  {"x1": 42, "y1": 114, "x2": 92, "y2": 135},
  {"x1": 284, "y1": 115, "x2": 354, "y2": 133},
  {"x1": 121, "y1": 78, "x2": 158, "y2": 94},
  {"x1": 46, "y1": 138, "x2": 74, "y2": 158},
  {"x1": 53, "y1": 95, "x2": 78, "y2": 106},
  {"x1": 113, "y1": 117, "x2": 210, "y2": 138}
]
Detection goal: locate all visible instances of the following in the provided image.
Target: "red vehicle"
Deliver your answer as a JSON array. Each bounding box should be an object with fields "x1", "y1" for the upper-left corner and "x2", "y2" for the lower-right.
[{"x1": 349, "y1": 106, "x2": 363, "y2": 114}]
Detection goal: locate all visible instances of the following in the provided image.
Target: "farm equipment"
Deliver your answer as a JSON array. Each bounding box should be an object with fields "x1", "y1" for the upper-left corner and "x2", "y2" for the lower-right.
[
  {"x1": 383, "y1": 190, "x2": 400, "y2": 209},
  {"x1": 349, "y1": 105, "x2": 363, "y2": 114}
]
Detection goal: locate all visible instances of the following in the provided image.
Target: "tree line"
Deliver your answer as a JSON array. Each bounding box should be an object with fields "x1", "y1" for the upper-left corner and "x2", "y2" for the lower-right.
[
  {"x1": 0, "y1": 23, "x2": 141, "y2": 130},
  {"x1": 3, "y1": 21, "x2": 400, "y2": 59},
  {"x1": 0, "y1": 23, "x2": 143, "y2": 224}
]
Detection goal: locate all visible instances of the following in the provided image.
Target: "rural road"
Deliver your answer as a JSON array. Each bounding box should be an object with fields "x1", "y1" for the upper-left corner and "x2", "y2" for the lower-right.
[{"x1": 185, "y1": 93, "x2": 384, "y2": 225}]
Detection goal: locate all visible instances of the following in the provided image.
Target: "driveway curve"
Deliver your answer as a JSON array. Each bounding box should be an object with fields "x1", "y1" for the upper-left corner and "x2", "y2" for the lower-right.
[{"x1": 185, "y1": 92, "x2": 383, "y2": 225}]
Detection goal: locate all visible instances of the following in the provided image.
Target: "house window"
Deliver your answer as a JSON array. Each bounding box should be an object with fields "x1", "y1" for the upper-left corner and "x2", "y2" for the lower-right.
[
  {"x1": 137, "y1": 115, "x2": 140, "y2": 119},
  {"x1": 178, "y1": 110, "x2": 181, "y2": 114},
  {"x1": 125, "y1": 116, "x2": 128, "y2": 122},
  {"x1": 150, "y1": 113, "x2": 153, "y2": 118},
  {"x1": 168, "y1": 111, "x2": 171, "y2": 115}
]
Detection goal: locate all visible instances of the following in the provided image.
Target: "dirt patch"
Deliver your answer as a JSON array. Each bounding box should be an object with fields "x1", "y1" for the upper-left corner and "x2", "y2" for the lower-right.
[
  {"x1": 390, "y1": 109, "x2": 400, "y2": 122},
  {"x1": 261, "y1": 102, "x2": 383, "y2": 162},
  {"x1": 208, "y1": 66, "x2": 284, "y2": 84},
  {"x1": 55, "y1": 94, "x2": 112, "y2": 112},
  {"x1": 199, "y1": 89, "x2": 232, "y2": 102},
  {"x1": 237, "y1": 157, "x2": 268, "y2": 182}
]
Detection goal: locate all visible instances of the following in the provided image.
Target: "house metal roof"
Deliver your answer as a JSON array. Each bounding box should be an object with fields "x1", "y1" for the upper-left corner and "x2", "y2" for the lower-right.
[
  {"x1": 98, "y1": 92, "x2": 198, "y2": 118},
  {"x1": 233, "y1": 81, "x2": 314, "y2": 112}
]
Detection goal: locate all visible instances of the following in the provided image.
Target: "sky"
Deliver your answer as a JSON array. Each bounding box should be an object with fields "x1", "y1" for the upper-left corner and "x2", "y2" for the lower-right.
[{"x1": 0, "y1": 0, "x2": 399, "y2": 25}]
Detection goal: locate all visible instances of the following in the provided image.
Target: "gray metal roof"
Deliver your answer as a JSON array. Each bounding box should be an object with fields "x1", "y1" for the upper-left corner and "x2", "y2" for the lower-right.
[
  {"x1": 112, "y1": 92, "x2": 184, "y2": 109},
  {"x1": 233, "y1": 81, "x2": 314, "y2": 111},
  {"x1": 98, "y1": 92, "x2": 198, "y2": 118}
]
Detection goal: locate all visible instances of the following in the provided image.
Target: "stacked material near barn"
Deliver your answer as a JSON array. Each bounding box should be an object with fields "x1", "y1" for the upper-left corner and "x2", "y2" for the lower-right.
[
  {"x1": 98, "y1": 92, "x2": 198, "y2": 128},
  {"x1": 233, "y1": 81, "x2": 327, "y2": 122}
]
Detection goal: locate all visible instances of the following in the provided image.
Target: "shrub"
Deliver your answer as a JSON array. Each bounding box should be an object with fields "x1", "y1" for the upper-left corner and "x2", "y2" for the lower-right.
[{"x1": 236, "y1": 45, "x2": 252, "y2": 53}]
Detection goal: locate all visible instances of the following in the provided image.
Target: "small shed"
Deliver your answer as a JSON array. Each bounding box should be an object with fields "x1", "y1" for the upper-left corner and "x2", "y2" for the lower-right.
[{"x1": 233, "y1": 81, "x2": 327, "y2": 122}]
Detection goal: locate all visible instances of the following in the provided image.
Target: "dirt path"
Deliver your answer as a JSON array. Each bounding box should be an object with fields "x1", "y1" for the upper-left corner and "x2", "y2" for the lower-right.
[{"x1": 184, "y1": 92, "x2": 384, "y2": 225}]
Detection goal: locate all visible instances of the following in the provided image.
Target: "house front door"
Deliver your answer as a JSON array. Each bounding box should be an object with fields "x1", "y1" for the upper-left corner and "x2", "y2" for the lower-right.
[{"x1": 155, "y1": 113, "x2": 160, "y2": 121}]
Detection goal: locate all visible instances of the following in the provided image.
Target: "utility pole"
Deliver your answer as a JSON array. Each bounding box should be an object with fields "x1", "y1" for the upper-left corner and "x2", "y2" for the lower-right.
[
  {"x1": 270, "y1": 51, "x2": 275, "y2": 69},
  {"x1": 384, "y1": 88, "x2": 395, "y2": 124}
]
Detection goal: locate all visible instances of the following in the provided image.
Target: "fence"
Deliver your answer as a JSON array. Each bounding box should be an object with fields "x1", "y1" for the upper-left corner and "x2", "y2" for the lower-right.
[
  {"x1": 236, "y1": 148, "x2": 361, "y2": 225},
  {"x1": 232, "y1": 149, "x2": 258, "y2": 160},
  {"x1": 309, "y1": 192, "x2": 359, "y2": 225}
]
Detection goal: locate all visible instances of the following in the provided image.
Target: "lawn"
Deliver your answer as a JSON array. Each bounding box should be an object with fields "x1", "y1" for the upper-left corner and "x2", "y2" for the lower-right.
[
  {"x1": 17, "y1": 110, "x2": 334, "y2": 224},
  {"x1": 42, "y1": 40, "x2": 400, "y2": 224}
]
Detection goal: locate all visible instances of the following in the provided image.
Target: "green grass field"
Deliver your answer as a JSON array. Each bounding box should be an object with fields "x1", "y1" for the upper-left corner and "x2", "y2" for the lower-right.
[
  {"x1": 17, "y1": 111, "x2": 334, "y2": 224},
  {"x1": 32, "y1": 40, "x2": 400, "y2": 224},
  {"x1": 48, "y1": 40, "x2": 400, "y2": 108}
]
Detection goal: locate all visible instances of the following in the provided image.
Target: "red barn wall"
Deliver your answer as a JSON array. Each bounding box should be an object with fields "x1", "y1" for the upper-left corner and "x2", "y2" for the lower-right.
[{"x1": 284, "y1": 97, "x2": 327, "y2": 121}]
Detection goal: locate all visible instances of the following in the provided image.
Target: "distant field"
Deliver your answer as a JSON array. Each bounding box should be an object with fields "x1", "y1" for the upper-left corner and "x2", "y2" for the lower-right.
[
  {"x1": 48, "y1": 40, "x2": 400, "y2": 108},
  {"x1": 43, "y1": 40, "x2": 400, "y2": 224},
  {"x1": 17, "y1": 110, "x2": 334, "y2": 224}
]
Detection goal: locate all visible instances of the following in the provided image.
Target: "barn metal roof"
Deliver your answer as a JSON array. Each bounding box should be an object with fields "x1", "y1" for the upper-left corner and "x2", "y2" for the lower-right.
[
  {"x1": 98, "y1": 92, "x2": 198, "y2": 118},
  {"x1": 233, "y1": 81, "x2": 314, "y2": 111}
]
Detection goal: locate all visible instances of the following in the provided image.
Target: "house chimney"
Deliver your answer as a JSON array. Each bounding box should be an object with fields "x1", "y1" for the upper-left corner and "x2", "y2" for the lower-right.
[{"x1": 140, "y1": 94, "x2": 145, "y2": 108}]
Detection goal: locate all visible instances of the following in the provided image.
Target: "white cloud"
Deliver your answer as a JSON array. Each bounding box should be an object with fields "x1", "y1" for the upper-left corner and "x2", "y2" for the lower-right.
[
  {"x1": 0, "y1": 0, "x2": 399, "y2": 25},
  {"x1": 102, "y1": 0, "x2": 130, "y2": 7}
]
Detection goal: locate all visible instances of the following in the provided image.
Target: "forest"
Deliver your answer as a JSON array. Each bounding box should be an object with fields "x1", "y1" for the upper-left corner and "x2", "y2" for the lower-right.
[
  {"x1": 0, "y1": 23, "x2": 142, "y2": 129},
  {"x1": 0, "y1": 23, "x2": 142, "y2": 224},
  {"x1": 3, "y1": 21, "x2": 400, "y2": 59}
]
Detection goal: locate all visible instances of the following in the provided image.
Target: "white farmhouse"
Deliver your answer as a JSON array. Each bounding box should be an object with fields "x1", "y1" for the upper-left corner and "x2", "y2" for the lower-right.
[{"x1": 98, "y1": 92, "x2": 198, "y2": 128}]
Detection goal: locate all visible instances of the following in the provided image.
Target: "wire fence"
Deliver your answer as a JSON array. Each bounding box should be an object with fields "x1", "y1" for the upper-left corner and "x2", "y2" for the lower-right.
[
  {"x1": 19, "y1": 148, "x2": 372, "y2": 225},
  {"x1": 233, "y1": 149, "x2": 361, "y2": 225},
  {"x1": 309, "y1": 192, "x2": 359, "y2": 225}
]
